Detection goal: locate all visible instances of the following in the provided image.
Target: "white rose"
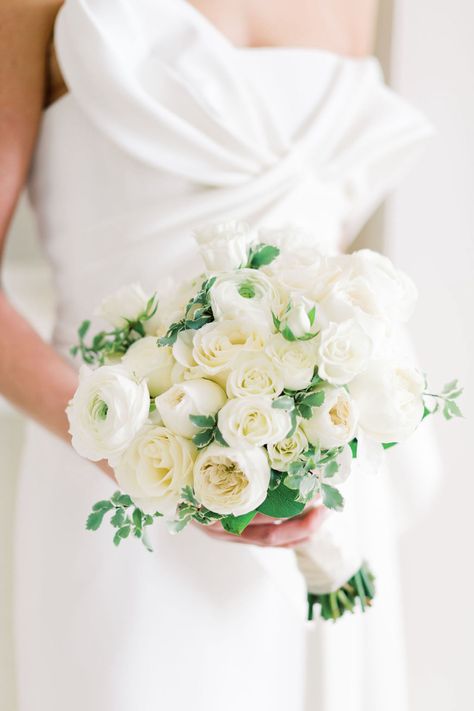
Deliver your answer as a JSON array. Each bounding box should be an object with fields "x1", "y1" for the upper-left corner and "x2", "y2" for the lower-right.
[
  {"x1": 193, "y1": 443, "x2": 270, "y2": 516},
  {"x1": 96, "y1": 283, "x2": 151, "y2": 329},
  {"x1": 67, "y1": 365, "x2": 149, "y2": 462},
  {"x1": 226, "y1": 352, "x2": 284, "y2": 399},
  {"x1": 210, "y1": 268, "x2": 283, "y2": 328},
  {"x1": 267, "y1": 426, "x2": 309, "y2": 472},
  {"x1": 301, "y1": 386, "x2": 359, "y2": 449},
  {"x1": 218, "y1": 396, "x2": 291, "y2": 448},
  {"x1": 316, "y1": 319, "x2": 373, "y2": 385},
  {"x1": 114, "y1": 424, "x2": 195, "y2": 518},
  {"x1": 122, "y1": 337, "x2": 175, "y2": 396},
  {"x1": 194, "y1": 220, "x2": 255, "y2": 272},
  {"x1": 281, "y1": 294, "x2": 323, "y2": 338},
  {"x1": 352, "y1": 249, "x2": 418, "y2": 323},
  {"x1": 348, "y1": 360, "x2": 424, "y2": 443},
  {"x1": 266, "y1": 334, "x2": 318, "y2": 391},
  {"x1": 192, "y1": 319, "x2": 267, "y2": 375},
  {"x1": 155, "y1": 379, "x2": 227, "y2": 439}
]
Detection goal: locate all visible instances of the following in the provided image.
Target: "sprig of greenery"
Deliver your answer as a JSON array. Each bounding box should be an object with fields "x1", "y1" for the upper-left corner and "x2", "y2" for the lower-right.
[
  {"x1": 283, "y1": 444, "x2": 344, "y2": 509},
  {"x1": 189, "y1": 414, "x2": 228, "y2": 449},
  {"x1": 158, "y1": 277, "x2": 216, "y2": 347},
  {"x1": 307, "y1": 563, "x2": 375, "y2": 622},
  {"x1": 272, "y1": 372, "x2": 325, "y2": 436},
  {"x1": 86, "y1": 491, "x2": 161, "y2": 551},
  {"x1": 70, "y1": 295, "x2": 158, "y2": 366},
  {"x1": 247, "y1": 243, "x2": 280, "y2": 269},
  {"x1": 168, "y1": 486, "x2": 223, "y2": 533},
  {"x1": 424, "y1": 379, "x2": 464, "y2": 420}
]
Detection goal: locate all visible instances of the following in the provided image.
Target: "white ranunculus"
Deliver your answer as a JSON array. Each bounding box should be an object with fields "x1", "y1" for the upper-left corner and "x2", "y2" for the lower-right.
[
  {"x1": 193, "y1": 443, "x2": 270, "y2": 516},
  {"x1": 155, "y1": 379, "x2": 227, "y2": 439},
  {"x1": 351, "y1": 249, "x2": 418, "y2": 323},
  {"x1": 194, "y1": 220, "x2": 255, "y2": 273},
  {"x1": 122, "y1": 337, "x2": 175, "y2": 396},
  {"x1": 67, "y1": 365, "x2": 150, "y2": 462},
  {"x1": 210, "y1": 268, "x2": 283, "y2": 328},
  {"x1": 316, "y1": 319, "x2": 373, "y2": 385},
  {"x1": 96, "y1": 283, "x2": 150, "y2": 329},
  {"x1": 226, "y1": 352, "x2": 284, "y2": 399},
  {"x1": 266, "y1": 334, "x2": 318, "y2": 391},
  {"x1": 114, "y1": 424, "x2": 195, "y2": 518},
  {"x1": 349, "y1": 360, "x2": 425, "y2": 443},
  {"x1": 301, "y1": 386, "x2": 359, "y2": 449},
  {"x1": 267, "y1": 426, "x2": 309, "y2": 472},
  {"x1": 192, "y1": 319, "x2": 267, "y2": 375},
  {"x1": 218, "y1": 396, "x2": 291, "y2": 448}
]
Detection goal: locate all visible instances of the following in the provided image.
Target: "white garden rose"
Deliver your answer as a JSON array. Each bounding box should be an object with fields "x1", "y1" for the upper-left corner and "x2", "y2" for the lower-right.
[
  {"x1": 226, "y1": 352, "x2": 284, "y2": 399},
  {"x1": 114, "y1": 424, "x2": 195, "y2": 518},
  {"x1": 266, "y1": 334, "x2": 318, "y2": 391},
  {"x1": 348, "y1": 360, "x2": 424, "y2": 443},
  {"x1": 267, "y1": 426, "x2": 309, "y2": 472},
  {"x1": 96, "y1": 283, "x2": 151, "y2": 329},
  {"x1": 218, "y1": 396, "x2": 291, "y2": 448},
  {"x1": 66, "y1": 365, "x2": 149, "y2": 462},
  {"x1": 193, "y1": 443, "x2": 270, "y2": 516},
  {"x1": 210, "y1": 268, "x2": 283, "y2": 328},
  {"x1": 316, "y1": 319, "x2": 373, "y2": 385},
  {"x1": 122, "y1": 337, "x2": 175, "y2": 396},
  {"x1": 302, "y1": 386, "x2": 359, "y2": 449},
  {"x1": 192, "y1": 319, "x2": 267, "y2": 375},
  {"x1": 351, "y1": 249, "x2": 418, "y2": 323},
  {"x1": 194, "y1": 220, "x2": 255, "y2": 272},
  {"x1": 155, "y1": 379, "x2": 227, "y2": 439}
]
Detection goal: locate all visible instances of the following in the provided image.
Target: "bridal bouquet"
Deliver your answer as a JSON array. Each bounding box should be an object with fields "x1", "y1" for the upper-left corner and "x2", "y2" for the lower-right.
[{"x1": 68, "y1": 221, "x2": 462, "y2": 621}]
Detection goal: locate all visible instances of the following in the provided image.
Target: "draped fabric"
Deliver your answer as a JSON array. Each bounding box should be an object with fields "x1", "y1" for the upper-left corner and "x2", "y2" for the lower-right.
[{"x1": 16, "y1": 1, "x2": 436, "y2": 709}]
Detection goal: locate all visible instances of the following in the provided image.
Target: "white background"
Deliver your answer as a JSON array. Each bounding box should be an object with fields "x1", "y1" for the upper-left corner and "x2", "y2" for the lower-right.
[{"x1": 1, "y1": 1, "x2": 473, "y2": 709}]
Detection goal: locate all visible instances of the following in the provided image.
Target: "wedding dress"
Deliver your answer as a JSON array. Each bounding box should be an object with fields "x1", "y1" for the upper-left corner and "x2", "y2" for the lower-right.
[{"x1": 14, "y1": 1, "x2": 439, "y2": 709}]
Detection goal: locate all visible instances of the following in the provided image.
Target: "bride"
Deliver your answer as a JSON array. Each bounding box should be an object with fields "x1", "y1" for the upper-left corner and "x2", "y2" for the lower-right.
[{"x1": 1, "y1": 1, "x2": 434, "y2": 709}]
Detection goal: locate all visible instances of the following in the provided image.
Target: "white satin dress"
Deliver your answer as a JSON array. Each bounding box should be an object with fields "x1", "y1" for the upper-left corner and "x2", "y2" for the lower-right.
[{"x1": 14, "y1": 1, "x2": 438, "y2": 709}]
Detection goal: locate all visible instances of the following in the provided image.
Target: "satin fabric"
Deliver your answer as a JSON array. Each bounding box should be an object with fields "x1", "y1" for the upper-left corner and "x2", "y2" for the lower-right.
[{"x1": 15, "y1": 1, "x2": 436, "y2": 709}]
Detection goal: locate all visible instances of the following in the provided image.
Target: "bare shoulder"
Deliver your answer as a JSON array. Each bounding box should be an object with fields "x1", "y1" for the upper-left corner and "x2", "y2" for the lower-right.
[{"x1": 0, "y1": 0, "x2": 63, "y2": 246}]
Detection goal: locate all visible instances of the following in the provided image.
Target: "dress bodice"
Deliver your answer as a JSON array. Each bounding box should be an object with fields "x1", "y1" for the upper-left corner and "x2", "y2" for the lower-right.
[{"x1": 28, "y1": 0, "x2": 433, "y2": 356}]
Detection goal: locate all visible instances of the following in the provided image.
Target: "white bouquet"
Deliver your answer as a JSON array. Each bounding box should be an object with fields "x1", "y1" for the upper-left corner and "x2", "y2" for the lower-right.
[{"x1": 67, "y1": 221, "x2": 462, "y2": 621}]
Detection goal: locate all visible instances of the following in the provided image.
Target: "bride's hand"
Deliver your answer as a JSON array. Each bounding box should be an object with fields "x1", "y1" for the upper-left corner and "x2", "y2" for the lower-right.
[{"x1": 196, "y1": 506, "x2": 327, "y2": 548}]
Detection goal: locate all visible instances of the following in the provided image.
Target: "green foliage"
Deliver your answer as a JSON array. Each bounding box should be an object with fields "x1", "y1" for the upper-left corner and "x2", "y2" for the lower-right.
[
  {"x1": 189, "y1": 414, "x2": 228, "y2": 449},
  {"x1": 307, "y1": 563, "x2": 375, "y2": 622},
  {"x1": 221, "y1": 510, "x2": 257, "y2": 535},
  {"x1": 86, "y1": 490, "x2": 161, "y2": 551},
  {"x1": 271, "y1": 374, "x2": 326, "y2": 437},
  {"x1": 321, "y1": 483, "x2": 344, "y2": 512},
  {"x1": 247, "y1": 243, "x2": 280, "y2": 269},
  {"x1": 272, "y1": 309, "x2": 320, "y2": 343},
  {"x1": 257, "y1": 479, "x2": 306, "y2": 518},
  {"x1": 423, "y1": 378, "x2": 464, "y2": 421},
  {"x1": 70, "y1": 295, "x2": 158, "y2": 366},
  {"x1": 168, "y1": 486, "x2": 223, "y2": 533},
  {"x1": 158, "y1": 277, "x2": 216, "y2": 346}
]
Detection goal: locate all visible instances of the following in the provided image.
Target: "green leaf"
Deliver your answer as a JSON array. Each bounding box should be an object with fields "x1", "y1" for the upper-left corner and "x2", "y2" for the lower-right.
[
  {"x1": 349, "y1": 438, "x2": 358, "y2": 458},
  {"x1": 324, "y1": 460, "x2": 340, "y2": 479},
  {"x1": 321, "y1": 483, "x2": 344, "y2": 512},
  {"x1": 132, "y1": 508, "x2": 143, "y2": 529},
  {"x1": 118, "y1": 525, "x2": 131, "y2": 539},
  {"x1": 272, "y1": 395, "x2": 295, "y2": 410},
  {"x1": 272, "y1": 312, "x2": 281, "y2": 330},
  {"x1": 78, "y1": 320, "x2": 91, "y2": 339},
  {"x1": 382, "y1": 441, "x2": 397, "y2": 450},
  {"x1": 301, "y1": 391, "x2": 325, "y2": 408},
  {"x1": 281, "y1": 325, "x2": 296, "y2": 342},
  {"x1": 297, "y1": 403, "x2": 313, "y2": 420},
  {"x1": 189, "y1": 414, "x2": 216, "y2": 429},
  {"x1": 221, "y1": 510, "x2": 257, "y2": 535},
  {"x1": 110, "y1": 508, "x2": 126, "y2": 528},
  {"x1": 445, "y1": 400, "x2": 463, "y2": 418},
  {"x1": 92, "y1": 500, "x2": 114, "y2": 513},
  {"x1": 192, "y1": 429, "x2": 214, "y2": 449},
  {"x1": 249, "y1": 244, "x2": 280, "y2": 269},
  {"x1": 257, "y1": 482, "x2": 305, "y2": 518},
  {"x1": 442, "y1": 379, "x2": 459, "y2": 395},
  {"x1": 213, "y1": 428, "x2": 229, "y2": 447},
  {"x1": 308, "y1": 306, "x2": 316, "y2": 327},
  {"x1": 86, "y1": 509, "x2": 108, "y2": 531}
]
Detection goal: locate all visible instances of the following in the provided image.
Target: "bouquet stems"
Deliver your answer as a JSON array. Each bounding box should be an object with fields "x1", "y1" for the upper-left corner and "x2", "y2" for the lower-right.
[{"x1": 307, "y1": 563, "x2": 375, "y2": 622}]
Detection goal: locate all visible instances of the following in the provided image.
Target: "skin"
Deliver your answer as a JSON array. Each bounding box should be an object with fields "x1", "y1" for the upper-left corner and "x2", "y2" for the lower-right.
[{"x1": 0, "y1": 0, "x2": 378, "y2": 547}]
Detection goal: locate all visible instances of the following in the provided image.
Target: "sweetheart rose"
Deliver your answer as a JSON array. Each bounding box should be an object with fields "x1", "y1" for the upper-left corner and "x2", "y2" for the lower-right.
[
  {"x1": 348, "y1": 360, "x2": 425, "y2": 443},
  {"x1": 155, "y1": 379, "x2": 227, "y2": 439},
  {"x1": 114, "y1": 424, "x2": 195, "y2": 518},
  {"x1": 301, "y1": 385, "x2": 359, "y2": 449},
  {"x1": 193, "y1": 443, "x2": 270, "y2": 516},
  {"x1": 267, "y1": 426, "x2": 309, "y2": 472},
  {"x1": 316, "y1": 319, "x2": 373, "y2": 385},
  {"x1": 122, "y1": 337, "x2": 175, "y2": 396},
  {"x1": 194, "y1": 220, "x2": 255, "y2": 273},
  {"x1": 66, "y1": 364, "x2": 149, "y2": 462},
  {"x1": 266, "y1": 334, "x2": 318, "y2": 391},
  {"x1": 225, "y1": 352, "x2": 284, "y2": 399},
  {"x1": 192, "y1": 319, "x2": 267, "y2": 374}
]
